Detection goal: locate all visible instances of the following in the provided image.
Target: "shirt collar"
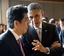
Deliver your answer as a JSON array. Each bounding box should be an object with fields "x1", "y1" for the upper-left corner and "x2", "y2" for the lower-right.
[
  {"x1": 34, "y1": 22, "x2": 42, "y2": 29},
  {"x1": 9, "y1": 28, "x2": 20, "y2": 40}
]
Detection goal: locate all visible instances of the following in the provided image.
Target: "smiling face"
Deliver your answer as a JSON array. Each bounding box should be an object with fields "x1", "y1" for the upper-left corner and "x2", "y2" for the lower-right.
[{"x1": 28, "y1": 9, "x2": 42, "y2": 28}]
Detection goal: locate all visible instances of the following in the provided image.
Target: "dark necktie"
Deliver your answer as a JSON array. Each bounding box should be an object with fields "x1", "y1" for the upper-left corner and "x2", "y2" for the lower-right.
[{"x1": 17, "y1": 38, "x2": 25, "y2": 56}]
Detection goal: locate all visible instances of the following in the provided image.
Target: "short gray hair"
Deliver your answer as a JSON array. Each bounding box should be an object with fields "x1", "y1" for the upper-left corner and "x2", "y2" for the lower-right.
[{"x1": 27, "y1": 2, "x2": 42, "y2": 11}]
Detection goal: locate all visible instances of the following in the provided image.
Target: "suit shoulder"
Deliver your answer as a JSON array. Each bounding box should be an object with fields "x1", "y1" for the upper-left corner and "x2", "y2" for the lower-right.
[
  {"x1": 46, "y1": 23, "x2": 56, "y2": 27},
  {"x1": 0, "y1": 30, "x2": 9, "y2": 41},
  {"x1": 43, "y1": 22, "x2": 55, "y2": 26},
  {"x1": 43, "y1": 22, "x2": 56, "y2": 29},
  {"x1": 0, "y1": 33, "x2": 6, "y2": 41}
]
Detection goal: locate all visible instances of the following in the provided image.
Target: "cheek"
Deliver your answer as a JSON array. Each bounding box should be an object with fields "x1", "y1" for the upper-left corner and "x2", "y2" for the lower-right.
[
  {"x1": 22, "y1": 23, "x2": 27, "y2": 32},
  {"x1": 34, "y1": 19, "x2": 40, "y2": 22},
  {"x1": 23, "y1": 22, "x2": 27, "y2": 28}
]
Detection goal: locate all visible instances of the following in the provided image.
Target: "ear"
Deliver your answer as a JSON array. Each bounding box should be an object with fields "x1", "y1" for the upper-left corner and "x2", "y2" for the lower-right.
[
  {"x1": 14, "y1": 20, "x2": 19, "y2": 29},
  {"x1": 41, "y1": 11, "x2": 44, "y2": 17}
]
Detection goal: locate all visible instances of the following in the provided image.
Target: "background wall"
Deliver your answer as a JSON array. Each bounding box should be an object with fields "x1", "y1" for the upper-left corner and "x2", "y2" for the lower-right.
[
  {"x1": 0, "y1": 0, "x2": 64, "y2": 24},
  {"x1": 0, "y1": 0, "x2": 2, "y2": 23},
  {"x1": 9, "y1": 0, "x2": 64, "y2": 19},
  {"x1": 0, "y1": 0, "x2": 9, "y2": 25}
]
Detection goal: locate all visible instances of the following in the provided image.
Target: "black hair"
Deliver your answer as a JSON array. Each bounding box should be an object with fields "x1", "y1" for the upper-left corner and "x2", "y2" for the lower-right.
[
  {"x1": 6, "y1": 5, "x2": 28, "y2": 28},
  {"x1": 59, "y1": 18, "x2": 64, "y2": 22}
]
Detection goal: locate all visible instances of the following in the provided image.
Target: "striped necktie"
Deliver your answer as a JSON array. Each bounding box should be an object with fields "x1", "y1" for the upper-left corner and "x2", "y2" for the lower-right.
[{"x1": 17, "y1": 38, "x2": 25, "y2": 56}]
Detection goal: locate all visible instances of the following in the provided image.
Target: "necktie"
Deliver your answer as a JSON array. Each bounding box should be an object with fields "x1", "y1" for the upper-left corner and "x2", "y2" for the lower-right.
[
  {"x1": 36, "y1": 28, "x2": 42, "y2": 42},
  {"x1": 17, "y1": 38, "x2": 25, "y2": 56},
  {"x1": 38, "y1": 28, "x2": 42, "y2": 42}
]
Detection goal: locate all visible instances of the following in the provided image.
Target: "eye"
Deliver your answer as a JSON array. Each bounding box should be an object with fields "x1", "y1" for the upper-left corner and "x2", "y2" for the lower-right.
[
  {"x1": 35, "y1": 14, "x2": 39, "y2": 18},
  {"x1": 30, "y1": 16, "x2": 33, "y2": 19},
  {"x1": 25, "y1": 17, "x2": 28, "y2": 21},
  {"x1": 29, "y1": 16, "x2": 33, "y2": 20}
]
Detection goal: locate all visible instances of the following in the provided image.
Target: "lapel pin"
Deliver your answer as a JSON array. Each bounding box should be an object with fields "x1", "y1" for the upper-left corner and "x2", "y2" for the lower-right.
[{"x1": 45, "y1": 30, "x2": 47, "y2": 32}]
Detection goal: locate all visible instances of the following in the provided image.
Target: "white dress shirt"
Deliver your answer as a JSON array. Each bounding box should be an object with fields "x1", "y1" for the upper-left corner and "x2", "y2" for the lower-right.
[
  {"x1": 9, "y1": 28, "x2": 25, "y2": 56},
  {"x1": 34, "y1": 23, "x2": 42, "y2": 42},
  {"x1": 9, "y1": 28, "x2": 20, "y2": 40}
]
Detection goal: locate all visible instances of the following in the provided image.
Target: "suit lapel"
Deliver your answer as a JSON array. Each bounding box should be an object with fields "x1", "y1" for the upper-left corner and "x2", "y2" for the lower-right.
[
  {"x1": 29, "y1": 24, "x2": 40, "y2": 41},
  {"x1": 42, "y1": 23, "x2": 49, "y2": 45},
  {"x1": 6, "y1": 30, "x2": 22, "y2": 56}
]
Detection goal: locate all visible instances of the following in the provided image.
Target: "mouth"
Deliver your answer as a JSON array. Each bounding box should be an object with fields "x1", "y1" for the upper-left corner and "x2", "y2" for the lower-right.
[{"x1": 35, "y1": 22, "x2": 40, "y2": 24}]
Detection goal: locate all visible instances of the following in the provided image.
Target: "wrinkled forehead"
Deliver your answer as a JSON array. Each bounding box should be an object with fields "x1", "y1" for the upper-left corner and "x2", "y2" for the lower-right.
[{"x1": 28, "y1": 9, "x2": 41, "y2": 17}]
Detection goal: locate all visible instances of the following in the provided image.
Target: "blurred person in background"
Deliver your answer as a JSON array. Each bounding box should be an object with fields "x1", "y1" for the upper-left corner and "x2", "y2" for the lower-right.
[
  {"x1": 49, "y1": 18, "x2": 61, "y2": 35},
  {"x1": 42, "y1": 17, "x2": 49, "y2": 23},
  {"x1": 0, "y1": 23, "x2": 4, "y2": 34},
  {"x1": 2, "y1": 24, "x2": 7, "y2": 32},
  {"x1": 59, "y1": 18, "x2": 64, "y2": 47}
]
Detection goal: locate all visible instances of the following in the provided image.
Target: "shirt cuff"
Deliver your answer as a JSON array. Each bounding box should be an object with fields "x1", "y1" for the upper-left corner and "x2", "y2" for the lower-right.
[{"x1": 45, "y1": 47, "x2": 50, "y2": 54}]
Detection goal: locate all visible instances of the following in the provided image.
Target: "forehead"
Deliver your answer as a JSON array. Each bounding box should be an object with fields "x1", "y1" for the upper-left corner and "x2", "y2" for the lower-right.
[{"x1": 28, "y1": 9, "x2": 41, "y2": 16}]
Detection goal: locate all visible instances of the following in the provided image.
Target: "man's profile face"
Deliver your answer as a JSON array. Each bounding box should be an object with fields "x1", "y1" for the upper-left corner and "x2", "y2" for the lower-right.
[
  {"x1": 28, "y1": 9, "x2": 42, "y2": 28},
  {"x1": 16, "y1": 13, "x2": 28, "y2": 35}
]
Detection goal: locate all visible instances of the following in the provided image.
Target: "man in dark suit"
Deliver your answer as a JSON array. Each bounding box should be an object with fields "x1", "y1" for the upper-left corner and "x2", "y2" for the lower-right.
[
  {"x1": 21, "y1": 3, "x2": 62, "y2": 56},
  {"x1": 0, "y1": 4, "x2": 28, "y2": 56}
]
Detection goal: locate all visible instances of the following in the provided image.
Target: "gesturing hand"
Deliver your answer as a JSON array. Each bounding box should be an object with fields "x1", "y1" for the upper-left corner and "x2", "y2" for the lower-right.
[{"x1": 31, "y1": 40, "x2": 48, "y2": 53}]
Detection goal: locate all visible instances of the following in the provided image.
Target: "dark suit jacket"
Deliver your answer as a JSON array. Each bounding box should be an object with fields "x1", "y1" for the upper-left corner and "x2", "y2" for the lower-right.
[
  {"x1": 0, "y1": 30, "x2": 23, "y2": 56},
  {"x1": 50, "y1": 47, "x2": 64, "y2": 56},
  {"x1": 21, "y1": 22, "x2": 60, "y2": 56}
]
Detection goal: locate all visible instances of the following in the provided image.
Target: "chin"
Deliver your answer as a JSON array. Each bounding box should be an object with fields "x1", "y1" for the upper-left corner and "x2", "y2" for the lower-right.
[
  {"x1": 35, "y1": 25, "x2": 39, "y2": 27},
  {"x1": 24, "y1": 30, "x2": 27, "y2": 33},
  {"x1": 35, "y1": 24, "x2": 40, "y2": 27}
]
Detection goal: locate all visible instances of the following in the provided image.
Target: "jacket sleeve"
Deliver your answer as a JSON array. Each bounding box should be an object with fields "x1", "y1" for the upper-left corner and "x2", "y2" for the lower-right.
[
  {"x1": 0, "y1": 40, "x2": 8, "y2": 56},
  {"x1": 50, "y1": 47, "x2": 64, "y2": 56}
]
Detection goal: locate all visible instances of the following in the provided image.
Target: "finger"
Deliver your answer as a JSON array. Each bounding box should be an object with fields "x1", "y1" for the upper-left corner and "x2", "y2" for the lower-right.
[
  {"x1": 32, "y1": 47, "x2": 37, "y2": 51},
  {"x1": 32, "y1": 46, "x2": 40, "y2": 51},
  {"x1": 54, "y1": 41, "x2": 59, "y2": 43},
  {"x1": 32, "y1": 41, "x2": 40, "y2": 47},
  {"x1": 31, "y1": 42, "x2": 37, "y2": 46},
  {"x1": 33, "y1": 40, "x2": 40, "y2": 43}
]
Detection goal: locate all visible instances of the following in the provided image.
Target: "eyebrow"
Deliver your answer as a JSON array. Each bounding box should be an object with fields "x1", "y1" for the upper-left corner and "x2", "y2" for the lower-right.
[
  {"x1": 29, "y1": 14, "x2": 39, "y2": 18},
  {"x1": 35, "y1": 14, "x2": 39, "y2": 17}
]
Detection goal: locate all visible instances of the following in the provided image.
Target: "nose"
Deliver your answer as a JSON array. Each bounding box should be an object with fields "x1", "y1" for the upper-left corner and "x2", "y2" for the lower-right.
[{"x1": 27, "y1": 20, "x2": 30, "y2": 26}]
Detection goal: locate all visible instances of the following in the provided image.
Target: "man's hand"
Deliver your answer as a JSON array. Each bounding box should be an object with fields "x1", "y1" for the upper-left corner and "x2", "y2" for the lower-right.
[
  {"x1": 51, "y1": 41, "x2": 61, "y2": 47},
  {"x1": 31, "y1": 40, "x2": 48, "y2": 53}
]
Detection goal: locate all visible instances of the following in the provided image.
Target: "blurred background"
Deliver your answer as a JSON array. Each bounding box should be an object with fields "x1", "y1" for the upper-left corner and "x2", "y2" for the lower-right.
[{"x1": 0, "y1": 0, "x2": 64, "y2": 25}]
